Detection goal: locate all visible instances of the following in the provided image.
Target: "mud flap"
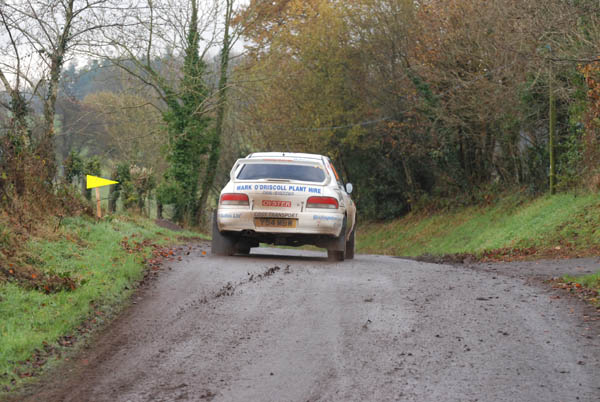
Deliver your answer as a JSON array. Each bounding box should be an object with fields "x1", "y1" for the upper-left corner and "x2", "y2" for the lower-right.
[
  {"x1": 346, "y1": 223, "x2": 355, "y2": 260},
  {"x1": 327, "y1": 217, "x2": 347, "y2": 261}
]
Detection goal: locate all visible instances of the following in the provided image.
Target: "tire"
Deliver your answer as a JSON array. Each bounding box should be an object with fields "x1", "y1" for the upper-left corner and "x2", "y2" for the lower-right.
[
  {"x1": 236, "y1": 246, "x2": 251, "y2": 255},
  {"x1": 211, "y1": 211, "x2": 236, "y2": 256},
  {"x1": 346, "y1": 223, "x2": 355, "y2": 260},
  {"x1": 327, "y1": 217, "x2": 347, "y2": 261}
]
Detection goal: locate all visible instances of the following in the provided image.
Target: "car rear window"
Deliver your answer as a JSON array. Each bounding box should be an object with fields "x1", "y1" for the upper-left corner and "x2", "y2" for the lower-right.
[{"x1": 237, "y1": 163, "x2": 326, "y2": 183}]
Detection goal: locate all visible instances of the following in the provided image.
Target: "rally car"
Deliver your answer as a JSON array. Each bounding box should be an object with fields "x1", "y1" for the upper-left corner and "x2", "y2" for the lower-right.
[{"x1": 212, "y1": 152, "x2": 356, "y2": 261}]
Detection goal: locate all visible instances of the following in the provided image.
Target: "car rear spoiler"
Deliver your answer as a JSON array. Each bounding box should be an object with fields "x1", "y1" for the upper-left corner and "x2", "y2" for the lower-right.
[{"x1": 229, "y1": 158, "x2": 331, "y2": 185}]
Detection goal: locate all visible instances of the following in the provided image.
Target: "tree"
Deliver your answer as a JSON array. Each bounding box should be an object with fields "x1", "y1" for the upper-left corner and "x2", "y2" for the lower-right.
[
  {"x1": 97, "y1": 0, "x2": 249, "y2": 224},
  {"x1": 237, "y1": 0, "x2": 420, "y2": 216},
  {"x1": 160, "y1": 0, "x2": 212, "y2": 223},
  {"x1": 82, "y1": 91, "x2": 166, "y2": 171},
  {"x1": 197, "y1": 0, "x2": 235, "y2": 221},
  {"x1": 238, "y1": 0, "x2": 368, "y2": 149},
  {"x1": 89, "y1": 0, "x2": 217, "y2": 223},
  {"x1": 0, "y1": 0, "x2": 130, "y2": 182},
  {"x1": 235, "y1": 0, "x2": 599, "y2": 218}
]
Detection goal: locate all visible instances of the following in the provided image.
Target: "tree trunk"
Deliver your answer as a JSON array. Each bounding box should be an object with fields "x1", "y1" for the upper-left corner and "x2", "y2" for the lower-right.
[
  {"x1": 549, "y1": 63, "x2": 556, "y2": 195},
  {"x1": 197, "y1": 0, "x2": 233, "y2": 223},
  {"x1": 401, "y1": 158, "x2": 415, "y2": 211},
  {"x1": 0, "y1": 68, "x2": 30, "y2": 197},
  {"x1": 82, "y1": 178, "x2": 88, "y2": 199},
  {"x1": 157, "y1": 201, "x2": 163, "y2": 219},
  {"x1": 41, "y1": 0, "x2": 74, "y2": 183},
  {"x1": 108, "y1": 185, "x2": 117, "y2": 213}
]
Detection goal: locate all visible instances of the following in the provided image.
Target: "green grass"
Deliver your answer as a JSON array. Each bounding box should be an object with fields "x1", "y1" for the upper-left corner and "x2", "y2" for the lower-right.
[
  {"x1": 564, "y1": 271, "x2": 600, "y2": 288},
  {"x1": 0, "y1": 215, "x2": 203, "y2": 391},
  {"x1": 357, "y1": 192, "x2": 600, "y2": 257},
  {"x1": 564, "y1": 272, "x2": 600, "y2": 287},
  {"x1": 563, "y1": 271, "x2": 600, "y2": 304}
]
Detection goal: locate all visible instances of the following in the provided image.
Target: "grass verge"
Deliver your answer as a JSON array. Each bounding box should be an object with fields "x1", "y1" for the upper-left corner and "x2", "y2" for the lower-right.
[
  {"x1": 561, "y1": 272, "x2": 600, "y2": 305},
  {"x1": 0, "y1": 214, "x2": 204, "y2": 393},
  {"x1": 357, "y1": 192, "x2": 600, "y2": 258}
]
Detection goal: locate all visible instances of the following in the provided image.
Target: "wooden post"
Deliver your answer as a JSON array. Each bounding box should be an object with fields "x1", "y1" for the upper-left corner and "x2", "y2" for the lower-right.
[{"x1": 96, "y1": 187, "x2": 102, "y2": 219}]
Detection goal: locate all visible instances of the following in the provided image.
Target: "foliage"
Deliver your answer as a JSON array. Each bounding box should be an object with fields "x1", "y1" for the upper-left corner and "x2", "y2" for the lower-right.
[
  {"x1": 196, "y1": 0, "x2": 236, "y2": 224},
  {"x1": 83, "y1": 157, "x2": 101, "y2": 200},
  {"x1": 108, "y1": 162, "x2": 131, "y2": 213},
  {"x1": 63, "y1": 151, "x2": 85, "y2": 185},
  {"x1": 0, "y1": 0, "x2": 599, "y2": 224},
  {"x1": 236, "y1": 0, "x2": 600, "y2": 219},
  {"x1": 82, "y1": 91, "x2": 166, "y2": 171},
  {"x1": 161, "y1": 0, "x2": 212, "y2": 224},
  {"x1": 578, "y1": 61, "x2": 600, "y2": 186},
  {"x1": 122, "y1": 165, "x2": 156, "y2": 211},
  {"x1": 63, "y1": 153, "x2": 101, "y2": 200}
]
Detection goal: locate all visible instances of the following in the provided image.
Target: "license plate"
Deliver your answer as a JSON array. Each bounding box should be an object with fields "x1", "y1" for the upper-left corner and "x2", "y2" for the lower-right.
[{"x1": 254, "y1": 218, "x2": 297, "y2": 228}]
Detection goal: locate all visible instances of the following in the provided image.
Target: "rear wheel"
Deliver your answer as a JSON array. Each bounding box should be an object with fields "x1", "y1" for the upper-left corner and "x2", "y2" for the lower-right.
[
  {"x1": 236, "y1": 246, "x2": 251, "y2": 255},
  {"x1": 211, "y1": 211, "x2": 236, "y2": 256}
]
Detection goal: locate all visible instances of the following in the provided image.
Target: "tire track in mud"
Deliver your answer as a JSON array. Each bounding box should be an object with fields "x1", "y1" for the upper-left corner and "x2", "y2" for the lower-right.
[{"x1": 175, "y1": 265, "x2": 287, "y2": 318}]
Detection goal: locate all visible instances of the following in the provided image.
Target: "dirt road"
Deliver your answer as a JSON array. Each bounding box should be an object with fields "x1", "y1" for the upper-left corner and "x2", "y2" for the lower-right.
[{"x1": 17, "y1": 247, "x2": 600, "y2": 402}]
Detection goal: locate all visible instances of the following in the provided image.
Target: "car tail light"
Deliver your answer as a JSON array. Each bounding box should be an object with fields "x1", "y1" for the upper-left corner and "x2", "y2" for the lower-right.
[
  {"x1": 306, "y1": 196, "x2": 339, "y2": 209},
  {"x1": 220, "y1": 193, "x2": 249, "y2": 206}
]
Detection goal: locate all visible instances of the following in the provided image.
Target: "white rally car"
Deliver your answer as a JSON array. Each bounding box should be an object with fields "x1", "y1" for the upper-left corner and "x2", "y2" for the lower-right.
[{"x1": 212, "y1": 152, "x2": 357, "y2": 261}]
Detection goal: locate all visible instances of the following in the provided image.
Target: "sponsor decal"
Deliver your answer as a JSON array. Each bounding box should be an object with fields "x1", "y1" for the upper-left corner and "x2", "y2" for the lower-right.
[
  {"x1": 257, "y1": 184, "x2": 287, "y2": 191},
  {"x1": 262, "y1": 200, "x2": 292, "y2": 208},
  {"x1": 262, "y1": 191, "x2": 294, "y2": 196},
  {"x1": 218, "y1": 212, "x2": 241, "y2": 219},
  {"x1": 313, "y1": 215, "x2": 342, "y2": 221},
  {"x1": 254, "y1": 212, "x2": 298, "y2": 219},
  {"x1": 233, "y1": 184, "x2": 322, "y2": 194}
]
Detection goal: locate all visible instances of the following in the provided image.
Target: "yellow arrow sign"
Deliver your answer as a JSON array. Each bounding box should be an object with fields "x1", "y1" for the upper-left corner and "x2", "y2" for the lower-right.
[{"x1": 86, "y1": 175, "x2": 119, "y2": 189}]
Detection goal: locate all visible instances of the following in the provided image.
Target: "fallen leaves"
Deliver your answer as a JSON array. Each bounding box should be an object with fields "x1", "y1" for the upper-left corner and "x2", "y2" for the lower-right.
[
  {"x1": 120, "y1": 236, "x2": 154, "y2": 254},
  {"x1": 0, "y1": 263, "x2": 77, "y2": 294},
  {"x1": 551, "y1": 280, "x2": 600, "y2": 306},
  {"x1": 424, "y1": 244, "x2": 600, "y2": 264}
]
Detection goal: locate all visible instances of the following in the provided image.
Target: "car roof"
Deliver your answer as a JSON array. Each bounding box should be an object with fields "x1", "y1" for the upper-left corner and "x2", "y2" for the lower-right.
[{"x1": 246, "y1": 152, "x2": 327, "y2": 162}]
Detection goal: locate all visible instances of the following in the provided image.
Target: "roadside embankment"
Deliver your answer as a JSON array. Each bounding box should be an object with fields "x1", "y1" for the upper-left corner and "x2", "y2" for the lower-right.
[{"x1": 0, "y1": 215, "x2": 203, "y2": 393}]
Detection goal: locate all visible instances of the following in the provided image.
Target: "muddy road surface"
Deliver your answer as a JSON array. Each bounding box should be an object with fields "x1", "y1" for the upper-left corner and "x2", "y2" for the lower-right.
[{"x1": 17, "y1": 247, "x2": 600, "y2": 402}]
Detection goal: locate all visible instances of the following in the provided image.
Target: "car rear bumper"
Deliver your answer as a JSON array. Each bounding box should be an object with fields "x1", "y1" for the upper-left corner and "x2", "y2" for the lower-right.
[{"x1": 217, "y1": 209, "x2": 344, "y2": 237}]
